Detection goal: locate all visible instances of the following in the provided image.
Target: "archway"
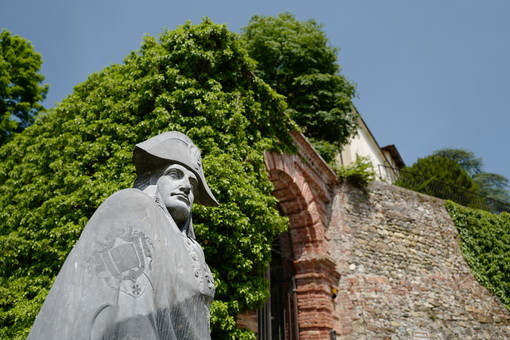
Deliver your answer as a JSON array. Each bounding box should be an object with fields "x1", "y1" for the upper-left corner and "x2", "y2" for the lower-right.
[{"x1": 262, "y1": 132, "x2": 341, "y2": 340}]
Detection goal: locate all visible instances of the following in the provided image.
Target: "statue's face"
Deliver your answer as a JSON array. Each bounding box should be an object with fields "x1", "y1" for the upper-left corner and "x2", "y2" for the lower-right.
[{"x1": 156, "y1": 164, "x2": 198, "y2": 227}]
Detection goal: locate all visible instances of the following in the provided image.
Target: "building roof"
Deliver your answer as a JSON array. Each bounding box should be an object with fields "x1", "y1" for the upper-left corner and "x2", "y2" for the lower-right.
[{"x1": 381, "y1": 144, "x2": 406, "y2": 169}]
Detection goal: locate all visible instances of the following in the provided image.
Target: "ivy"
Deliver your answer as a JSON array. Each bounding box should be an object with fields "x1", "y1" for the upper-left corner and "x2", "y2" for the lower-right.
[
  {"x1": 446, "y1": 201, "x2": 510, "y2": 309},
  {"x1": 0, "y1": 19, "x2": 296, "y2": 339}
]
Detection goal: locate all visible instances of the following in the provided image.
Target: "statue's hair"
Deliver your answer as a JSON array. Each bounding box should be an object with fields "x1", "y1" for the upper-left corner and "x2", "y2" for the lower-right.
[{"x1": 133, "y1": 165, "x2": 169, "y2": 192}]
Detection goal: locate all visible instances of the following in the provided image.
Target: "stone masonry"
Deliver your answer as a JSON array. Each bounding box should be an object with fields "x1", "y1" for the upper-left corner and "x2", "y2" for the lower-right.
[{"x1": 328, "y1": 181, "x2": 510, "y2": 339}]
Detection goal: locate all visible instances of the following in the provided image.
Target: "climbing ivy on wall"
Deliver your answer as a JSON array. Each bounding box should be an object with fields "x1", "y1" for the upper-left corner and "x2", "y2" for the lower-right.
[
  {"x1": 0, "y1": 19, "x2": 296, "y2": 339},
  {"x1": 446, "y1": 201, "x2": 510, "y2": 309}
]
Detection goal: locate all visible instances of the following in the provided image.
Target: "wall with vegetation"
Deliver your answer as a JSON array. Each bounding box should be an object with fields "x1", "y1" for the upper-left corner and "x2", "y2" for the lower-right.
[
  {"x1": 446, "y1": 202, "x2": 510, "y2": 309},
  {"x1": 327, "y1": 181, "x2": 510, "y2": 339}
]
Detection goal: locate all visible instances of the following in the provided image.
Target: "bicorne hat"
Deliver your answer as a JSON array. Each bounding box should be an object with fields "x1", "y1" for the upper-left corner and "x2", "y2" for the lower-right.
[{"x1": 133, "y1": 131, "x2": 219, "y2": 207}]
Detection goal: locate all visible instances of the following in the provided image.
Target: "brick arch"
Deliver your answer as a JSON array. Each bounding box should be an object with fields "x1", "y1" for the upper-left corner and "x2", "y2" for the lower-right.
[
  {"x1": 264, "y1": 132, "x2": 341, "y2": 340},
  {"x1": 267, "y1": 165, "x2": 325, "y2": 261}
]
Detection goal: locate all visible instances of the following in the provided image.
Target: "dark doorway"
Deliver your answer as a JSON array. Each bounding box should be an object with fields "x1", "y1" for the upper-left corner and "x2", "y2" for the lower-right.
[{"x1": 258, "y1": 235, "x2": 298, "y2": 340}]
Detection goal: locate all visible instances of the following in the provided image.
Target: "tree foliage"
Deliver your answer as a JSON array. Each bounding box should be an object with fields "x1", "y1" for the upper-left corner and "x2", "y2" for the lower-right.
[
  {"x1": 395, "y1": 155, "x2": 480, "y2": 206},
  {"x1": 241, "y1": 13, "x2": 357, "y2": 151},
  {"x1": 473, "y1": 172, "x2": 510, "y2": 203},
  {"x1": 446, "y1": 202, "x2": 510, "y2": 309},
  {"x1": 0, "y1": 29, "x2": 48, "y2": 145},
  {"x1": 0, "y1": 19, "x2": 296, "y2": 339},
  {"x1": 433, "y1": 148, "x2": 510, "y2": 203},
  {"x1": 432, "y1": 148, "x2": 482, "y2": 176}
]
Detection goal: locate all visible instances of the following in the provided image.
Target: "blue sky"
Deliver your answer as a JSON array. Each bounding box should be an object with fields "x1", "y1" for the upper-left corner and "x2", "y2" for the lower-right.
[{"x1": 2, "y1": 0, "x2": 509, "y2": 181}]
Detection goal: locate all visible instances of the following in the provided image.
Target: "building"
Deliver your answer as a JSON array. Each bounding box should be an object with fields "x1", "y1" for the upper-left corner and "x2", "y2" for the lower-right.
[{"x1": 338, "y1": 109, "x2": 405, "y2": 183}]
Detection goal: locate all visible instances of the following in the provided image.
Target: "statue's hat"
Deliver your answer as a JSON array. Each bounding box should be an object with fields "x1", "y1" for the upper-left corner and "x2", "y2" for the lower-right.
[{"x1": 133, "y1": 131, "x2": 219, "y2": 207}]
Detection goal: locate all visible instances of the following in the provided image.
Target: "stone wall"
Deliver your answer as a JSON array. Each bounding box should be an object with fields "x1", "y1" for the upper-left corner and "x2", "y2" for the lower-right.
[{"x1": 328, "y1": 181, "x2": 510, "y2": 339}]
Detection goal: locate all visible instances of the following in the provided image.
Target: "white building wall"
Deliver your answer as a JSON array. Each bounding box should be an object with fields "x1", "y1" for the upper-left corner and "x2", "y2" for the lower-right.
[{"x1": 339, "y1": 117, "x2": 398, "y2": 183}]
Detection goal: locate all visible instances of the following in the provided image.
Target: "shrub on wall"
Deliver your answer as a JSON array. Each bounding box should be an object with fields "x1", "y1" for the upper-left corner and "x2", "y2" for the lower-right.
[
  {"x1": 446, "y1": 201, "x2": 510, "y2": 309},
  {"x1": 335, "y1": 155, "x2": 376, "y2": 192}
]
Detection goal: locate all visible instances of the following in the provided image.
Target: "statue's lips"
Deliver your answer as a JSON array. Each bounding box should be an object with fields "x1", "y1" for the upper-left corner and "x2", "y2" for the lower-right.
[{"x1": 171, "y1": 192, "x2": 190, "y2": 205}]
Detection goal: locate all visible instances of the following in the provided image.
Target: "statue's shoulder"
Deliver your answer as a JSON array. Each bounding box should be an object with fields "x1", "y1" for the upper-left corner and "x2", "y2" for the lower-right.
[
  {"x1": 27, "y1": 189, "x2": 163, "y2": 339},
  {"x1": 98, "y1": 188, "x2": 157, "y2": 211},
  {"x1": 86, "y1": 188, "x2": 163, "y2": 231},
  {"x1": 104, "y1": 188, "x2": 153, "y2": 202}
]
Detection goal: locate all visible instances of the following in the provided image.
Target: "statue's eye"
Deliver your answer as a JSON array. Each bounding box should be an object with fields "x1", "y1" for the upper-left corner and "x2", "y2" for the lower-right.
[
  {"x1": 189, "y1": 178, "x2": 198, "y2": 191},
  {"x1": 166, "y1": 169, "x2": 183, "y2": 180}
]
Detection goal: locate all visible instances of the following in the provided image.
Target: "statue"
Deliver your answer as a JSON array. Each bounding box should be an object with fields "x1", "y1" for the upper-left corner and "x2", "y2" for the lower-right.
[{"x1": 28, "y1": 132, "x2": 218, "y2": 340}]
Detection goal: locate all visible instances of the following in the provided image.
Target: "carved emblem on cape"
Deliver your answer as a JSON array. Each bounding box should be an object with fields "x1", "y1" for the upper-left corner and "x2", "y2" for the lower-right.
[{"x1": 89, "y1": 227, "x2": 153, "y2": 297}]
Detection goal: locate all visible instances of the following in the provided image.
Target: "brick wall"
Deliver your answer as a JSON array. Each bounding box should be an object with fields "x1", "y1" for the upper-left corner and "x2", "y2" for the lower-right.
[
  {"x1": 264, "y1": 131, "x2": 340, "y2": 339},
  {"x1": 328, "y1": 181, "x2": 510, "y2": 339}
]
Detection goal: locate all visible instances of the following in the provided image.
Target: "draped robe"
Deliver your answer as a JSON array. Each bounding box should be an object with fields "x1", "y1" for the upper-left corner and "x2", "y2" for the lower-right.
[{"x1": 28, "y1": 188, "x2": 215, "y2": 340}]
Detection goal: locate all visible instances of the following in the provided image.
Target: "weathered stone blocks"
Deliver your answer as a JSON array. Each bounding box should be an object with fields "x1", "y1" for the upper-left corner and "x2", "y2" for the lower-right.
[{"x1": 328, "y1": 181, "x2": 510, "y2": 339}]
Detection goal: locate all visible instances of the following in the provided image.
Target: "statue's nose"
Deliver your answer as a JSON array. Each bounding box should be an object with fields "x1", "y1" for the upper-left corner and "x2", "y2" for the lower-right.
[{"x1": 180, "y1": 182, "x2": 191, "y2": 194}]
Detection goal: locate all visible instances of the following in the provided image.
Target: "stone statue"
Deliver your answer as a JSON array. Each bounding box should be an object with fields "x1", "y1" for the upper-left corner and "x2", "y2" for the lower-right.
[{"x1": 28, "y1": 131, "x2": 218, "y2": 340}]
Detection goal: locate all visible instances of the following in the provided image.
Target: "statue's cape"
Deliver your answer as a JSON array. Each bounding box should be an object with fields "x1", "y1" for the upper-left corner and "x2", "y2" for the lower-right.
[{"x1": 28, "y1": 189, "x2": 214, "y2": 340}]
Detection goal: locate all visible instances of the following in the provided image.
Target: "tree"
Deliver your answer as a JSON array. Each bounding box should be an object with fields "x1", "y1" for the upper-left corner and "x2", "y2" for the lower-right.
[
  {"x1": 396, "y1": 155, "x2": 480, "y2": 206},
  {"x1": 473, "y1": 172, "x2": 510, "y2": 203},
  {"x1": 241, "y1": 13, "x2": 357, "y2": 158},
  {"x1": 0, "y1": 20, "x2": 296, "y2": 339},
  {"x1": 0, "y1": 29, "x2": 48, "y2": 145},
  {"x1": 433, "y1": 148, "x2": 510, "y2": 204},
  {"x1": 432, "y1": 148, "x2": 482, "y2": 176}
]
